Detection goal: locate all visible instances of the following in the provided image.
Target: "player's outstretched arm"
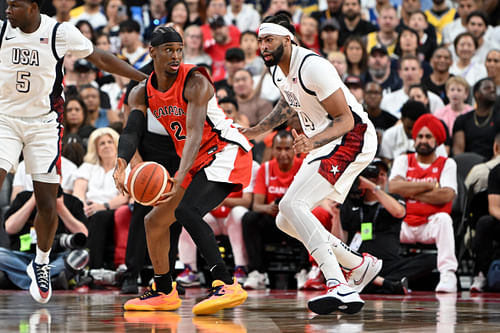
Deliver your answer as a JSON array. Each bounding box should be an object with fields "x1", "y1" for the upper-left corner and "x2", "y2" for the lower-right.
[
  {"x1": 113, "y1": 83, "x2": 147, "y2": 195},
  {"x1": 241, "y1": 95, "x2": 293, "y2": 140},
  {"x1": 86, "y1": 47, "x2": 148, "y2": 82},
  {"x1": 174, "y1": 71, "x2": 213, "y2": 185}
]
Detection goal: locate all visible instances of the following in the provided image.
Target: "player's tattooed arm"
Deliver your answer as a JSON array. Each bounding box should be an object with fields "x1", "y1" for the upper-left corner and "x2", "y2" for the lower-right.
[{"x1": 240, "y1": 95, "x2": 293, "y2": 140}]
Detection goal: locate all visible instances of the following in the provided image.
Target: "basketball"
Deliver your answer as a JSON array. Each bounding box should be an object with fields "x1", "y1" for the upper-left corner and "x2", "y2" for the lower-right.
[{"x1": 127, "y1": 162, "x2": 172, "y2": 206}]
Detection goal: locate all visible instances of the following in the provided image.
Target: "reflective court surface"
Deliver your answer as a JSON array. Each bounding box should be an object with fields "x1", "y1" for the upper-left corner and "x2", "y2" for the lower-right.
[{"x1": 1, "y1": 289, "x2": 500, "y2": 332}]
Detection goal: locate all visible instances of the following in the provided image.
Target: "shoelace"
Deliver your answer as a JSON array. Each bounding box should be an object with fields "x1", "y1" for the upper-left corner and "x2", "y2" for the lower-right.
[
  {"x1": 204, "y1": 285, "x2": 224, "y2": 299},
  {"x1": 35, "y1": 264, "x2": 54, "y2": 289},
  {"x1": 139, "y1": 289, "x2": 159, "y2": 300}
]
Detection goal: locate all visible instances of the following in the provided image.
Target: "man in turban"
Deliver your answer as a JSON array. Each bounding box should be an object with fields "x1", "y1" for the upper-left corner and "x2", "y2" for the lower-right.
[{"x1": 388, "y1": 114, "x2": 459, "y2": 293}]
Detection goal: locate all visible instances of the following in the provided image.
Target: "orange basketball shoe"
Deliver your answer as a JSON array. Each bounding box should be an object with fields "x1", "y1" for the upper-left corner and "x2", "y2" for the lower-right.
[
  {"x1": 192, "y1": 278, "x2": 247, "y2": 315},
  {"x1": 123, "y1": 282, "x2": 182, "y2": 311}
]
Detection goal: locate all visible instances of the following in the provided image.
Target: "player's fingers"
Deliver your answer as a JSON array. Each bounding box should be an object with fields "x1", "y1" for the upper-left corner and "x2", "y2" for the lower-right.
[{"x1": 291, "y1": 128, "x2": 299, "y2": 139}]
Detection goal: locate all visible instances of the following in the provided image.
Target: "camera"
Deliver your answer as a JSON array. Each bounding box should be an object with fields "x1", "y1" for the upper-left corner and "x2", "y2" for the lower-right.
[
  {"x1": 361, "y1": 164, "x2": 379, "y2": 179},
  {"x1": 54, "y1": 232, "x2": 87, "y2": 251}
]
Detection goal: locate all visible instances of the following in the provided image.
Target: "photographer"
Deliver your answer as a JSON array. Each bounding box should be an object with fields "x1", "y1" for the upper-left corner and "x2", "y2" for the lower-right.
[
  {"x1": 340, "y1": 159, "x2": 435, "y2": 293},
  {"x1": 0, "y1": 188, "x2": 88, "y2": 290}
]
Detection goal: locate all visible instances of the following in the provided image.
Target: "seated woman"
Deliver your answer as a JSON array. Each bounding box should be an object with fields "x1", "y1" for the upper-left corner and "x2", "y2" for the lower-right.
[
  {"x1": 62, "y1": 96, "x2": 95, "y2": 151},
  {"x1": 73, "y1": 128, "x2": 129, "y2": 270}
]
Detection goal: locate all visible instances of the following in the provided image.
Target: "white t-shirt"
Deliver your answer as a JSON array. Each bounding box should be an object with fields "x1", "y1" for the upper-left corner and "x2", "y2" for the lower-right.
[
  {"x1": 389, "y1": 154, "x2": 458, "y2": 195},
  {"x1": 225, "y1": 5, "x2": 261, "y2": 33},
  {"x1": 74, "y1": 162, "x2": 120, "y2": 204},
  {"x1": 449, "y1": 62, "x2": 488, "y2": 88},
  {"x1": 13, "y1": 157, "x2": 78, "y2": 192},
  {"x1": 380, "y1": 88, "x2": 445, "y2": 118},
  {"x1": 69, "y1": 11, "x2": 108, "y2": 30}
]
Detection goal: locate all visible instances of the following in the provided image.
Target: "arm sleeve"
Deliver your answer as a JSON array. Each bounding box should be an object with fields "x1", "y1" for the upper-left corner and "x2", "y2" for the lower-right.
[
  {"x1": 301, "y1": 56, "x2": 342, "y2": 101},
  {"x1": 117, "y1": 110, "x2": 146, "y2": 163},
  {"x1": 440, "y1": 158, "x2": 458, "y2": 194},
  {"x1": 56, "y1": 22, "x2": 94, "y2": 59}
]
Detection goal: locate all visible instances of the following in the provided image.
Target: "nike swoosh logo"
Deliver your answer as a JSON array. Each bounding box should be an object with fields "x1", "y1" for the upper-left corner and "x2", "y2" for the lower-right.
[
  {"x1": 337, "y1": 291, "x2": 357, "y2": 297},
  {"x1": 353, "y1": 264, "x2": 370, "y2": 285},
  {"x1": 6, "y1": 36, "x2": 15, "y2": 40},
  {"x1": 352, "y1": 207, "x2": 359, "y2": 211},
  {"x1": 277, "y1": 78, "x2": 282, "y2": 82}
]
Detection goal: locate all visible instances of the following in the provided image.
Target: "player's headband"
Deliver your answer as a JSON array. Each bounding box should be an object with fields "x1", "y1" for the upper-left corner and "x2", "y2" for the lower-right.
[
  {"x1": 151, "y1": 28, "x2": 183, "y2": 47},
  {"x1": 258, "y1": 23, "x2": 295, "y2": 41}
]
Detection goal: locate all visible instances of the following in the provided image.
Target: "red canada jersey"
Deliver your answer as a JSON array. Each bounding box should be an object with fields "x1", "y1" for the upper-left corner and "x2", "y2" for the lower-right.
[
  {"x1": 405, "y1": 153, "x2": 452, "y2": 226},
  {"x1": 254, "y1": 157, "x2": 303, "y2": 204},
  {"x1": 146, "y1": 64, "x2": 252, "y2": 174}
]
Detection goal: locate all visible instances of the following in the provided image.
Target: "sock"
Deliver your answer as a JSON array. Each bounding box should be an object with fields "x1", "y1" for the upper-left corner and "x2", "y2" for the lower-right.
[
  {"x1": 154, "y1": 272, "x2": 173, "y2": 294},
  {"x1": 310, "y1": 243, "x2": 347, "y2": 283},
  {"x1": 327, "y1": 234, "x2": 363, "y2": 269},
  {"x1": 382, "y1": 279, "x2": 394, "y2": 292},
  {"x1": 210, "y1": 264, "x2": 233, "y2": 285},
  {"x1": 35, "y1": 246, "x2": 51, "y2": 265}
]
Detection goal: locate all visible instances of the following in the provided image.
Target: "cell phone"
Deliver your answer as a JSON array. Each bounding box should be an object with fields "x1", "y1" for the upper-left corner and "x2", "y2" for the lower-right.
[{"x1": 118, "y1": 6, "x2": 126, "y2": 16}]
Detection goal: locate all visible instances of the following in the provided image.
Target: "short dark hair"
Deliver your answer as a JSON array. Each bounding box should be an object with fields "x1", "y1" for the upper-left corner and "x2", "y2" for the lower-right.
[
  {"x1": 240, "y1": 30, "x2": 258, "y2": 43},
  {"x1": 473, "y1": 77, "x2": 495, "y2": 96},
  {"x1": 466, "y1": 10, "x2": 488, "y2": 25},
  {"x1": 401, "y1": 100, "x2": 428, "y2": 121},
  {"x1": 408, "y1": 84, "x2": 428, "y2": 98},
  {"x1": 261, "y1": 14, "x2": 296, "y2": 35},
  {"x1": 218, "y1": 96, "x2": 238, "y2": 111},
  {"x1": 119, "y1": 19, "x2": 141, "y2": 33},
  {"x1": 272, "y1": 130, "x2": 294, "y2": 146},
  {"x1": 454, "y1": 32, "x2": 478, "y2": 51}
]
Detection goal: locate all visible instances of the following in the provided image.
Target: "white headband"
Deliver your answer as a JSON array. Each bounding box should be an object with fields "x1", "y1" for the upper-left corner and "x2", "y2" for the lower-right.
[{"x1": 258, "y1": 23, "x2": 295, "y2": 41}]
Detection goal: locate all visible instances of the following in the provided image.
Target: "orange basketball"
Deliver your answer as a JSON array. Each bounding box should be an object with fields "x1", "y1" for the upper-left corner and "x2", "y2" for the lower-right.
[{"x1": 127, "y1": 162, "x2": 172, "y2": 206}]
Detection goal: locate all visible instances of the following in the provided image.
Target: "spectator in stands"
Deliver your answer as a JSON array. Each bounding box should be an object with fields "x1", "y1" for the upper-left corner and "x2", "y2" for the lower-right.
[
  {"x1": 408, "y1": 11, "x2": 437, "y2": 62},
  {"x1": 365, "y1": 45, "x2": 402, "y2": 95},
  {"x1": 453, "y1": 78, "x2": 500, "y2": 160},
  {"x1": 424, "y1": 0, "x2": 456, "y2": 44},
  {"x1": 186, "y1": 0, "x2": 205, "y2": 26},
  {"x1": 393, "y1": 27, "x2": 428, "y2": 73},
  {"x1": 0, "y1": 187, "x2": 88, "y2": 291},
  {"x1": 225, "y1": 0, "x2": 260, "y2": 33},
  {"x1": 311, "y1": 0, "x2": 343, "y2": 24},
  {"x1": 344, "y1": 75, "x2": 364, "y2": 104},
  {"x1": 62, "y1": 96, "x2": 95, "y2": 151},
  {"x1": 177, "y1": 161, "x2": 259, "y2": 286},
  {"x1": 398, "y1": 0, "x2": 423, "y2": 27},
  {"x1": 203, "y1": 14, "x2": 241, "y2": 82},
  {"x1": 75, "y1": 19, "x2": 96, "y2": 44},
  {"x1": 70, "y1": 0, "x2": 107, "y2": 30},
  {"x1": 366, "y1": 6, "x2": 399, "y2": 56},
  {"x1": 80, "y1": 85, "x2": 119, "y2": 128},
  {"x1": 242, "y1": 131, "x2": 305, "y2": 289},
  {"x1": 233, "y1": 69, "x2": 273, "y2": 127},
  {"x1": 240, "y1": 31, "x2": 264, "y2": 76},
  {"x1": 53, "y1": 0, "x2": 76, "y2": 23},
  {"x1": 328, "y1": 51, "x2": 348, "y2": 80},
  {"x1": 485, "y1": 49, "x2": 500, "y2": 95},
  {"x1": 338, "y1": 0, "x2": 377, "y2": 47},
  {"x1": 219, "y1": 96, "x2": 250, "y2": 128},
  {"x1": 470, "y1": 163, "x2": 500, "y2": 292},
  {"x1": 379, "y1": 100, "x2": 428, "y2": 165},
  {"x1": 100, "y1": 0, "x2": 127, "y2": 54},
  {"x1": 73, "y1": 128, "x2": 129, "y2": 270},
  {"x1": 442, "y1": 0, "x2": 478, "y2": 46},
  {"x1": 422, "y1": 47, "x2": 454, "y2": 104},
  {"x1": 214, "y1": 48, "x2": 246, "y2": 97},
  {"x1": 364, "y1": 82, "x2": 398, "y2": 145},
  {"x1": 118, "y1": 20, "x2": 150, "y2": 70},
  {"x1": 298, "y1": 15, "x2": 320, "y2": 53},
  {"x1": 389, "y1": 114, "x2": 459, "y2": 293},
  {"x1": 408, "y1": 84, "x2": 432, "y2": 112},
  {"x1": 465, "y1": 133, "x2": 500, "y2": 195},
  {"x1": 183, "y1": 25, "x2": 212, "y2": 66},
  {"x1": 318, "y1": 18, "x2": 340, "y2": 57},
  {"x1": 143, "y1": 0, "x2": 168, "y2": 42},
  {"x1": 166, "y1": 0, "x2": 191, "y2": 31},
  {"x1": 434, "y1": 77, "x2": 473, "y2": 136},
  {"x1": 463, "y1": 11, "x2": 500, "y2": 65},
  {"x1": 381, "y1": 55, "x2": 443, "y2": 118},
  {"x1": 344, "y1": 36, "x2": 368, "y2": 79}
]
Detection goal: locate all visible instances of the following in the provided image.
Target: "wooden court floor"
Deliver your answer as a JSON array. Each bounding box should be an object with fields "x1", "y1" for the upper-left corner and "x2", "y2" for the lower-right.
[{"x1": 1, "y1": 288, "x2": 500, "y2": 332}]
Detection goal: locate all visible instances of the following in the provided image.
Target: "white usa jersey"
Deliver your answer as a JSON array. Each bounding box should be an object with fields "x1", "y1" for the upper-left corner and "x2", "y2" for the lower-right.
[
  {"x1": 270, "y1": 45, "x2": 372, "y2": 143},
  {"x1": 0, "y1": 15, "x2": 94, "y2": 118}
]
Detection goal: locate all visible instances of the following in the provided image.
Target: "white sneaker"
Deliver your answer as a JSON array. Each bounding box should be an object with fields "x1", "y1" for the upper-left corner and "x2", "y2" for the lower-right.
[
  {"x1": 26, "y1": 261, "x2": 53, "y2": 304},
  {"x1": 243, "y1": 270, "x2": 267, "y2": 290},
  {"x1": 295, "y1": 269, "x2": 307, "y2": 290},
  {"x1": 308, "y1": 279, "x2": 364, "y2": 315},
  {"x1": 435, "y1": 271, "x2": 457, "y2": 293},
  {"x1": 470, "y1": 272, "x2": 486, "y2": 292},
  {"x1": 342, "y1": 253, "x2": 382, "y2": 293}
]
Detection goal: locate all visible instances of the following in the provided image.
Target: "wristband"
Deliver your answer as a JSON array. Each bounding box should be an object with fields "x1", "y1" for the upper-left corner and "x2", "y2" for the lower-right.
[{"x1": 373, "y1": 185, "x2": 381, "y2": 192}]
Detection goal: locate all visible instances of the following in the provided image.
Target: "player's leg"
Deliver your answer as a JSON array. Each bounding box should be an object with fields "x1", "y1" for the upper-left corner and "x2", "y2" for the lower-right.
[{"x1": 0, "y1": 115, "x2": 23, "y2": 195}]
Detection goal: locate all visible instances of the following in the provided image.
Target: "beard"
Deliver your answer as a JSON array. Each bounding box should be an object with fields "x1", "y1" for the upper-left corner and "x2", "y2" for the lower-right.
[
  {"x1": 262, "y1": 43, "x2": 285, "y2": 67},
  {"x1": 415, "y1": 143, "x2": 436, "y2": 156},
  {"x1": 368, "y1": 67, "x2": 387, "y2": 79}
]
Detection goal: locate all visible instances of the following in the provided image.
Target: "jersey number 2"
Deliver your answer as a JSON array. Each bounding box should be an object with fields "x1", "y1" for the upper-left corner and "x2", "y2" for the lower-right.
[
  {"x1": 16, "y1": 71, "x2": 31, "y2": 93},
  {"x1": 170, "y1": 121, "x2": 186, "y2": 140}
]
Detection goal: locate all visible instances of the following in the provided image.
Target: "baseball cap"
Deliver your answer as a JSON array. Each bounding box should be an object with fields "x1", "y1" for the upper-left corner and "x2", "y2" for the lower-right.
[
  {"x1": 208, "y1": 15, "x2": 226, "y2": 29},
  {"x1": 370, "y1": 44, "x2": 388, "y2": 56},
  {"x1": 74, "y1": 59, "x2": 96, "y2": 72},
  {"x1": 344, "y1": 75, "x2": 362, "y2": 88},
  {"x1": 320, "y1": 18, "x2": 340, "y2": 32},
  {"x1": 225, "y1": 48, "x2": 245, "y2": 62}
]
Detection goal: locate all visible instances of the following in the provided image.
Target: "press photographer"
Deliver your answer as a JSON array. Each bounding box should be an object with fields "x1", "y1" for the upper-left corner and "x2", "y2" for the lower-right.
[{"x1": 0, "y1": 187, "x2": 88, "y2": 290}]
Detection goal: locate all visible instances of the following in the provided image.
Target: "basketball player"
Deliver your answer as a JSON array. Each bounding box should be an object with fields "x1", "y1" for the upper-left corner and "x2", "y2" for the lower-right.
[
  {"x1": 0, "y1": 0, "x2": 147, "y2": 304},
  {"x1": 242, "y1": 14, "x2": 382, "y2": 315},
  {"x1": 113, "y1": 27, "x2": 253, "y2": 315}
]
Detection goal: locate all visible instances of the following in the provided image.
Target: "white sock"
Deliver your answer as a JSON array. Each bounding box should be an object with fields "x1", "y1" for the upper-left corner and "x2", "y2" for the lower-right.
[
  {"x1": 327, "y1": 234, "x2": 363, "y2": 269},
  {"x1": 35, "y1": 246, "x2": 51, "y2": 265},
  {"x1": 310, "y1": 243, "x2": 347, "y2": 283}
]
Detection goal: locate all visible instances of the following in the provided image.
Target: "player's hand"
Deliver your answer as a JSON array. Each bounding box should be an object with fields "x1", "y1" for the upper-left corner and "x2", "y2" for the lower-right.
[
  {"x1": 266, "y1": 203, "x2": 279, "y2": 216},
  {"x1": 239, "y1": 126, "x2": 261, "y2": 140},
  {"x1": 113, "y1": 158, "x2": 128, "y2": 195},
  {"x1": 291, "y1": 129, "x2": 314, "y2": 154},
  {"x1": 155, "y1": 178, "x2": 178, "y2": 205}
]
